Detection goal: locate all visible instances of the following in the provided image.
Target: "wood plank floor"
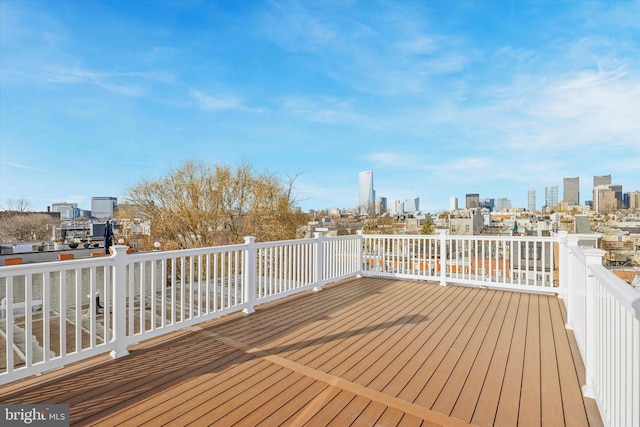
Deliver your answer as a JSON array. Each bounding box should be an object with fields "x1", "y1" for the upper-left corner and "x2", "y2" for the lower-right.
[{"x1": 0, "y1": 277, "x2": 602, "y2": 426}]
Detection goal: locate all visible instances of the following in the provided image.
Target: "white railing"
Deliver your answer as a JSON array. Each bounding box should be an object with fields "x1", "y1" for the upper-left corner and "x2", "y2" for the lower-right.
[
  {"x1": 563, "y1": 243, "x2": 640, "y2": 427},
  {"x1": 362, "y1": 232, "x2": 558, "y2": 293},
  {"x1": 1, "y1": 230, "x2": 638, "y2": 427}
]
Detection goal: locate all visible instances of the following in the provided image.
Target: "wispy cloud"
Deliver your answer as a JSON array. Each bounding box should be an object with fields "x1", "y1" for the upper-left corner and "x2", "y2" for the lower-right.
[
  {"x1": 190, "y1": 90, "x2": 263, "y2": 113},
  {"x1": 2, "y1": 161, "x2": 50, "y2": 173},
  {"x1": 282, "y1": 96, "x2": 361, "y2": 124}
]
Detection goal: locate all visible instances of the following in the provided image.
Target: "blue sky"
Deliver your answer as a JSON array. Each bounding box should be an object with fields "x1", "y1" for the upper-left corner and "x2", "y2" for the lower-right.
[{"x1": 1, "y1": 0, "x2": 639, "y2": 214}]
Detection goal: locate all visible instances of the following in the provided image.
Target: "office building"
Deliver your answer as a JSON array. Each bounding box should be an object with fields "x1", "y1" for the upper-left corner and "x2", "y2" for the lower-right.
[
  {"x1": 92, "y1": 197, "x2": 117, "y2": 218},
  {"x1": 450, "y1": 197, "x2": 458, "y2": 211},
  {"x1": 389, "y1": 200, "x2": 404, "y2": 216},
  {"x1": 528, "y1": 189, "x2": 536, "y2": 212},
  {"x1": 51, "y1": 202, "x2": 79, "y2": 220},
  {"x1": 376, "y1": 196, "x2": 387, "y2": 215},
  {"x1": 466, "y1": 193, "x2": 479, "y2": 209},
  {"x1": 593, "y1": 175, "x2": 611, "y2": 187},
  {"x1": 358, "y1": 171, "x2": 375, "y2": 215},
  {"x1": 405, "y1": 198, "x2": 419, "y2": 213},
  {"x1": 629, "y1": 191, "x2": 640, "y2": 209},
  {"x1": 545, "y1": 185, "x2": 558, "y2": 209},
  {"x1": 610, "y1": 184, "x2": 623, "y2": 208},
  {"x1": 593, "y1": 185, "x2": 618, "y2": 213},
  {"x1": 494, "y1": 198, "x2": 512, "y2": 212},
  {"x1": 480, "y1": 198, "x2": 495, "y2": 211},
  {"x1": 563, "y1": 177, "x2": 579, "y2": 206}
]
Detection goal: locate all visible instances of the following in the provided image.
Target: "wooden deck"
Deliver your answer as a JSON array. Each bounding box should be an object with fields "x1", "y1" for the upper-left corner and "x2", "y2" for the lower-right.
[{"x1": 0, "y1": 277, "x2": 602, "y2": 426}]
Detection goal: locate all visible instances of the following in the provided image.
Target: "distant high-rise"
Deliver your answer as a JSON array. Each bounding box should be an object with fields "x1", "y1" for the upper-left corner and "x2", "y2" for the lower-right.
[
  {"x1": 51, "y1": 202, "x2": 79, "y2": 220},
  {"x1": 466, "y1": 193, "x2": 479, "y2": 209},
  {"x1": 610, "y1": 184, "x2": 623, "y2": 209},
  {"x1": 358, "y1": 171, "x2": 375, "y2": 215},
  {"x1": 494, "y1": 198, "x2": 512, "y2": 212},
  {"x1": 593, "y1": 185, "x2": 618, "y2": 213},
  {"x1": 528, "y1": 189, "x2": 536, "y2": 212},
  {"x1": 545, "y1": 185, "x2": 558, "y2": 209},
  {"x1": 405, "y1": 198, "x2": 419, "y2": 213},
  {"x1": 563, "y1": 177, "x2": 580, "y2": 206},
  {"x1": 593, "y1": 175, "x2": 611, "y2": 187},
  {"x1": 92, "y1": 197, "x2": 117, "y2": 218},
  {"x1": 450, "y1": 197, "x2": 458, "y2": 211},
  {"x1": 376, "y1": 196, "x2": 387, "y2": 214},
  {"x1": 629, "y1": 191, "x2": 640, "y2": 209}
]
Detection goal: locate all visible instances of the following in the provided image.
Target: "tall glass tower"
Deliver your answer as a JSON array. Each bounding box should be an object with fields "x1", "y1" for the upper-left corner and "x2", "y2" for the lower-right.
[
  {"x1": 528, "y1": 189, "x2": 536, "y2": 212},
  {"x1": 545, "y1": 185, "x2": 558, "y2": 209},
  {"x1": 358, "y1": 171, "x2": 375, "y2": 215}
]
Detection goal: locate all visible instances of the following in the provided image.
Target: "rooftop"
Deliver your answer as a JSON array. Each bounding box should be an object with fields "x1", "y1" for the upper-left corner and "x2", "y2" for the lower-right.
[{"x1": 1, "y1": 277, "x2": 602, "y2": 426}]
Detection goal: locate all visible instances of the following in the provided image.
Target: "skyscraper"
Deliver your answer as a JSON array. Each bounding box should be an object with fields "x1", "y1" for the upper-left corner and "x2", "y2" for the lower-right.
[
  {"x1": 358, "y1": 171, "x2": 375, "y2": 215},
  {"x1": 545, "y1": 185, "x2": 558, "y2": 209},
  {"x1": 563, "y1": 177, "x2": 580, "y2": 206},
  {"x1": 466, "y1": 193, "x2": 479, "y2": 209},
  {"x1": 404, "y1": 198, "x2": 419, "y2": 213},
  {"x1": 593, "y1": 175, "x2": 611, "y2": 187},
  {"x1": 593, "y1": 185, "x2": 618, "y2": 213},
  {"x1": 528, "y1": 189, "x2": 536, "y2": 212},
  {"x1": 450, "y1": 197, "x2": 458, "y2": 211}
]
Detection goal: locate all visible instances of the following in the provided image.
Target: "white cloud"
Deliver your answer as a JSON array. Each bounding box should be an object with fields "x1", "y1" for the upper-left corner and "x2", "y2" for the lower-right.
[
  {"x1": 282, "y1": 96, "x2": 361, "y2": 124},
  {"x1": 191, "y1": 90, "x2": 244, "y2": 112}
]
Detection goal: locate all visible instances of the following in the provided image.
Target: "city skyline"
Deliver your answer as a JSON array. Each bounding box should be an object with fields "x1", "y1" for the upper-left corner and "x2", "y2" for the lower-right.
[{"x1": 1, "y1": 1, "x2": 639, "y2": 213}]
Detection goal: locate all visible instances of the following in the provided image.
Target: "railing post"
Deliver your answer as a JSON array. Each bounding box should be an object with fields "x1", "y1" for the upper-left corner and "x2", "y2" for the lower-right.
[
  {"x1": 582, "y1": 248, "x2": 605, "y2": 399},
  {"x1": 243, "y1": 236, "x2": 256, "y2": 314},
  {"x1": 356, "y1": 230, "x2": 364, "y2": 278},
  {"x1": 565, "y1": 235, "x2": 580, "y2": 330},
  {"x1": 110, "y1": 245, "x2": 130, "y2": 359},
  {"x1": 557, "y1": 231, "x2": 568, "y2": 299},
  {"x1": 438, "y1": 230, "x2": 447, "y2": 286},
  {"x1": 313, "y1": 232, "x2": 324, "y2": 291}
]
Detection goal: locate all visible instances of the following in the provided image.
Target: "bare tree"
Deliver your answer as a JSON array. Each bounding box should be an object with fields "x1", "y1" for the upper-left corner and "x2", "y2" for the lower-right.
[
  {"x1": 0, "y1": 213, "x2": 60, "y2": 243},
  {"x1": 123, "y1": 161, "x2": 308, "y2": 250},
  {"x1": 3, "y1": 198, "x2": 31, "y2": 212}
]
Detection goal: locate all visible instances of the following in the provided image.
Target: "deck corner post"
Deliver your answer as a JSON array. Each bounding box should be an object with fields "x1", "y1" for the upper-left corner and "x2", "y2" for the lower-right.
[
  {"x1": 110, "y1": 245, "x2": 130, "y2": 359},
  {"x1": 582, "y1": 248, "x2": 605, "y2": 399},
  {"x1": 243, "y1": 236, "x2": 256, "y2": 314},
  {"x1": 557, "y1": 231, "x2": 568, "y2": 300},
  {"x1": 564, "y1": 235, "x2": 580, "y2": 330},
  {"x1": 438, "y1": 230, "x2": 447, "y2": 286},
  {"x1": 313, "y1": 232, "x2": 325, "y2": 290}
]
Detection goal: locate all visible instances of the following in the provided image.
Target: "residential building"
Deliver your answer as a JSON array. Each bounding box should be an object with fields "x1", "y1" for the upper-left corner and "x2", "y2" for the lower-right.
[
  {"x1": 449, "y1": 208, "x2": 484, "y2": 235},
  {"x1": 358, "y1": 171, "x2": 375, "y2": 215},
  {"x1": 563, "y1": 177, "x2": 580, "y2": 206}
]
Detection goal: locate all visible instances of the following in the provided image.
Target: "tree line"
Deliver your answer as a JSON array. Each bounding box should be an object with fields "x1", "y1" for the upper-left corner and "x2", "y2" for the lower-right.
[{"x1": 1, "y1": 161, "x2": 309, "y2": 249}]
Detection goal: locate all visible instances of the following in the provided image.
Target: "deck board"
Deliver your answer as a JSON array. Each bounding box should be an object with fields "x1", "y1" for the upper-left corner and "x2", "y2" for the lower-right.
[{"x1": 0, "y1": 277, "x2": 601, "y2": 426}]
